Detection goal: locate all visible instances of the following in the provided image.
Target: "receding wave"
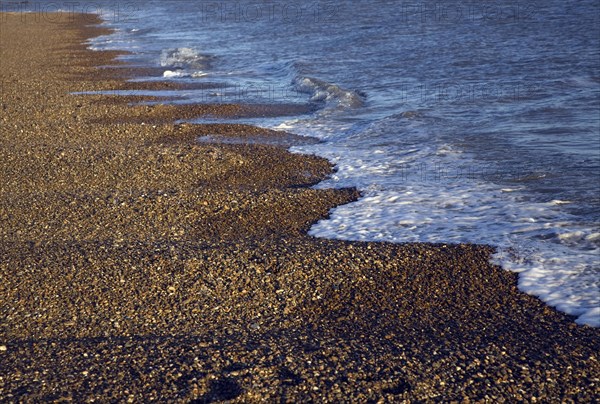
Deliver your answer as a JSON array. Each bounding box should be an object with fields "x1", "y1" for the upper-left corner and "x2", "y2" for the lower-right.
[{"x1": 293, "y1": 76, "x2": 366, "y2": 110}]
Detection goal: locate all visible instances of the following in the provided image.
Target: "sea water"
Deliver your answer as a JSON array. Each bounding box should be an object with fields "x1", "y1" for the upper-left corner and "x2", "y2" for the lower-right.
[{"x1": 12, "y1": 0, "x2": 599, "y2": 326}]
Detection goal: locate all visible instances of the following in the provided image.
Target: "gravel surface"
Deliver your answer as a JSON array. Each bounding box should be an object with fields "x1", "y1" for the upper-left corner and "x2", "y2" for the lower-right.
[{"x1": 0, "y1": 13, "x2": 598, "y2": 403}]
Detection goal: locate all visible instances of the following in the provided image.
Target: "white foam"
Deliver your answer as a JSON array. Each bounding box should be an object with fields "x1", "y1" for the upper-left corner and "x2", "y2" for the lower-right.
[
  {"x1": 162, "y1": 70, "x2": 206, "y2": 78},
  {"x1": 586, "y1": 233, "x2": 600, "y2": 241},
  {"x1": 550, "y1": 199, "x2": 573, "y2": 205},
  {"x1": 575, "y1": 307, "x2": 600, "y2": 327},
  {"x1": 163, "y1": 70, "x2": 189, "y2": 78},
  {"x1": 277, "y1": 114, "x2": 600, "y2": 328},
  {"x1": 307, "y1": 186, "x2": 600, "y2": 327}
]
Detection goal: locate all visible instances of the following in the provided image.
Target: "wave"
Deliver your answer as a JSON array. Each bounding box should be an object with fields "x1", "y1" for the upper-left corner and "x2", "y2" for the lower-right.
[
  {"x1": 160, "y1": 47, "x2": 215, "y2": 70},
  {"x1": 293, "y1": 76, "x2": 366, "y2": 111},
  {"x1": 285, "y1": 112, "x2": 600, "y2": 327},
  {"x1": 162, "y1": 69, "x2": 208, "y2": 78}
]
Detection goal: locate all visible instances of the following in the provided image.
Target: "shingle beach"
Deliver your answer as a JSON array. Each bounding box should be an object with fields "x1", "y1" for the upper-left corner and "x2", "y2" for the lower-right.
[{"x1": 0, "y1": 13, "x2": 598, "y2": 402}]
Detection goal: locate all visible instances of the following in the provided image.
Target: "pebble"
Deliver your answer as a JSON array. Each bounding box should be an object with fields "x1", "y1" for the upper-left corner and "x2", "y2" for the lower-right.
[{"x1": 0, "y1": 11, "x2": 599, "y2": 404}]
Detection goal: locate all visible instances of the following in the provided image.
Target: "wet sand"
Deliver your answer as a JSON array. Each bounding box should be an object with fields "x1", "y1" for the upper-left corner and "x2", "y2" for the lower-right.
[{"x1": 0, "y1": 13, "x2": 598, "y2": 402}]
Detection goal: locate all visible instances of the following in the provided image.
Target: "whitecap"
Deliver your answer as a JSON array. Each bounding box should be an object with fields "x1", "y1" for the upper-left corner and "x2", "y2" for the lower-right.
[{"x1": 163, "y1": 70, "x2": 189, "y2": 78}]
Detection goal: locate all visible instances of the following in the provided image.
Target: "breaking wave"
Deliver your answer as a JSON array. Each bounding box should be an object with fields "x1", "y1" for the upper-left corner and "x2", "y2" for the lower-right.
[
  {"x1": 293, "y1": 76, "x2": 366, "y2": 111},
  {"x1": 160, "y1": 47, "x2": 215, "y2": 70}
]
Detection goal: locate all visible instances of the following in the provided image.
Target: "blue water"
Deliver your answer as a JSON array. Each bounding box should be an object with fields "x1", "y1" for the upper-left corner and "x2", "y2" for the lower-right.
[{"x1": 12, "y1": 1, "x2": 599, "y2": 325}]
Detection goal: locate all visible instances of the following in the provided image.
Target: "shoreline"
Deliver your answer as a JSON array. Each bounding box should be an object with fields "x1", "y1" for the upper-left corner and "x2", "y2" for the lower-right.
[{"x1": 0, "y1": 12, "x2": 598, "y2": 402}]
